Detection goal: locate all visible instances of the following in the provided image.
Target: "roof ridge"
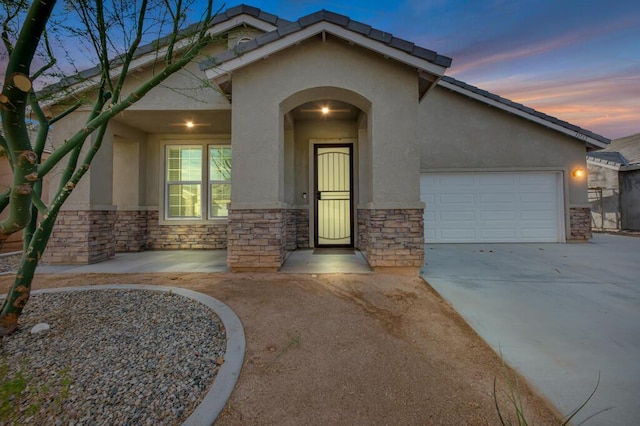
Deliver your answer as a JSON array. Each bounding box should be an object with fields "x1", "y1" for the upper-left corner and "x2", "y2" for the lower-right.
[{"x1": 200, "y1": 6, "x2": 452, "y2": 71}]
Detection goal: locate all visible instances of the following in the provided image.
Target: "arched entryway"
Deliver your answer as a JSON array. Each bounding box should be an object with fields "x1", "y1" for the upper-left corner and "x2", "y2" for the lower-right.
[{"x1": 280, "y1": 87, "x2": 371, "y2": 251}]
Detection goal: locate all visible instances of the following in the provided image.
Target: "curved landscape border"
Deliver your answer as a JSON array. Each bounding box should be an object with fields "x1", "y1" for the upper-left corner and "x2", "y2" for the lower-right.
[{"x1": 30, "y1": 284, "x2": 245, "y2": 426}]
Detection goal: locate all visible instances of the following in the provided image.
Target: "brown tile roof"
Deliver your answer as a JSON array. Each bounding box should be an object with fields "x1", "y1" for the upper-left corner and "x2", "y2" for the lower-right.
[{"x1": 199, "y1": 7, "x2": 452, "y2": 71}]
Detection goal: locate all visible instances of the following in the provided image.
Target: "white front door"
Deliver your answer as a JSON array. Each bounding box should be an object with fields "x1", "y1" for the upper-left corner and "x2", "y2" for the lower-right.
[{"x1": 314, "y1": 145, "x2": 353, "y2": 247}]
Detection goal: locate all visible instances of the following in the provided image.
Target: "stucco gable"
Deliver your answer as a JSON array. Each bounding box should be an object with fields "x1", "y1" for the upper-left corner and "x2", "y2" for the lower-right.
[
  {"x1": 40, "y1": 5, "x2": 285, "y2": 105},
  {"x1": 438, "y1": 76, "x2": 609, "y2": 149},
  {"x1": 199, "y1": 9, "x2": 452, "y2": 84}
]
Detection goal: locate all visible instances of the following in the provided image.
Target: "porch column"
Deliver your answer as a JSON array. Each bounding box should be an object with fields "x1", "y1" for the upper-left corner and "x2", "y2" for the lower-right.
[
  {"x1": 361, "y1": 93, "x2": 425, "y2": 275},
  {"x1": 226, "y1": 77, "x2": 287, "y2": 271},
  {"x1": 44, "y1": 112, "x2": 117, "y2": 264}
]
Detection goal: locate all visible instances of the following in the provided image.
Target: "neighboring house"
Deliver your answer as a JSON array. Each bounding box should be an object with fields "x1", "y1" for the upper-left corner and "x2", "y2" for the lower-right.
[
  {"x1": 42, "y1": 5, "x2": 609, "y2": 273},
  {"x1": 587, "y1": 133, "x2": 640, "y2": 231}
]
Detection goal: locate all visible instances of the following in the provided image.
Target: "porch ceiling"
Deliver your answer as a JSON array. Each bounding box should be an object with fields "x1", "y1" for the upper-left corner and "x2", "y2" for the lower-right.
[
  {"x1": 114, "y1": 109, "x2": 231, "y2": 134},
  {"x1": 290, "y1": 100, "x2": 360, "y2": 121}
]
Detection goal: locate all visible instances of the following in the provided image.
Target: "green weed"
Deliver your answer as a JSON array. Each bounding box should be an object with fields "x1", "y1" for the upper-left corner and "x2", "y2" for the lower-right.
[
  {"x1": 494, "y1": 354, "x2": 612, "y2": 425},
  {"x1": 0, "y1": 356, "x2": 72, "y2": 424}
]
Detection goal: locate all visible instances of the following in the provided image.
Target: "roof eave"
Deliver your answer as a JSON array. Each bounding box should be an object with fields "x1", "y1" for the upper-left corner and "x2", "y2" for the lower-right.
[
  {"x1": 587, "y1": 157, "x2": 640, "y2": 171},
  {"x1": 438, "y1": 78, "x2": 610, "y2": 149},
  {"x1": 200, "y1": 21, "x2": 450, "y2": 79},
  {"x1": 40, "y1": 12, "x2": 281, "y2": 107}
]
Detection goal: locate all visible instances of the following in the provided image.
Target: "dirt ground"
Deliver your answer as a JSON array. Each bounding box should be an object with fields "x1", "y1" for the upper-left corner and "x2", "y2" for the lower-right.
[{"x1": 1, "y1": 272, "x2": 562, "y2": 425}]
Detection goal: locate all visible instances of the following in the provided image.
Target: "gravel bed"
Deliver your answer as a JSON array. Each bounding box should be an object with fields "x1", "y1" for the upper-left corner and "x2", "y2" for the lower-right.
[
  {"x1": 0, "y1": 252, "x2": 22, "y2": 274},
  {"x1": 0, "y1": 289, "x2": 227, "y2": 425}
]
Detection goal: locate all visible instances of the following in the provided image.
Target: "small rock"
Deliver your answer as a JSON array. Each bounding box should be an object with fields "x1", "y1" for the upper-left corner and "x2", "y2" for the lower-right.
[
  {"x1": 31, "y1": 323, "x2": 50, "y2": 334},
  {"x1": 216, "y1": 357, "x2": 225, "y2": 365}
]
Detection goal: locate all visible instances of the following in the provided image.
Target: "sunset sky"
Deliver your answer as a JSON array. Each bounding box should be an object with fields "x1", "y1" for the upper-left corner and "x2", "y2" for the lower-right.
[{"x1": 224, "y1": 0, "x2": 640, "y2": 140}]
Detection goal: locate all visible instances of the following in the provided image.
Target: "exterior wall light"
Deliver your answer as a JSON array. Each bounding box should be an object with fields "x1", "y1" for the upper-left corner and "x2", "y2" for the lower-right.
[{"x1": 572, "y1": 167, "x2": 585, "y2": 178}]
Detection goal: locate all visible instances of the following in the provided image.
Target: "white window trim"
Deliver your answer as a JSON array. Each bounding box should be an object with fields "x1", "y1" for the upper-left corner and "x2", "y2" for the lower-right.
[
  {"x1": 208, "y1": 145, "x2": 232, "y2": 219},
  {"x1": 160, "y1": 139, "x2": 231, "y2": 224},
  {"x1": 165, "y1": 144, "x2": 204, "y2": 220}
]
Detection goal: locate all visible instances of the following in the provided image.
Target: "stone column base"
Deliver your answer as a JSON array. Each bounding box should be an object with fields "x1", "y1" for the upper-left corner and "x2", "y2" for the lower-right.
[
  {"x1": 284, "y1": 208, "x2": 310, "y2": 250},
  {"x1": 362, "y1": 208, "x2": 424, "y2": 275},
  {"x1": 44, "y1": 210, "x2": 116, "y2": 264},
  {"x1": 569, "y1": 207, "x2": 593, "y2": 241},
  {"x1": 226, "y1": 209, "x2": 286, "y2": 272}
]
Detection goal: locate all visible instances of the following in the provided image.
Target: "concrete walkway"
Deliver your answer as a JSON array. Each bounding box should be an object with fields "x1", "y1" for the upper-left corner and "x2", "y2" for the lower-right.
[
  {"x1": 38, "y1": 250, "x2": 229, "y2": 274},
  {"x1": 421, "y1": 234, "x2": 640, "y2": 425},
  {"x1": 37, "y1": 248, "x2": 372, "y2": 274}
]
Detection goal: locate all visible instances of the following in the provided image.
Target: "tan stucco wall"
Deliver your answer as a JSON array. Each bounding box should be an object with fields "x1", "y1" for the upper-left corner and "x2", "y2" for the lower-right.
[
  {"x1": 49, "y1": 110, "x2": 94, "y2": 210},
  {"x1": 231, "y1": 36, "x2": 421, "y2": 208},
  {"x1": 420, "y1": 87, "x2": 587, "y2": 179},
  {"x1": 112, "y1": 137, "x2": 140, "y2": 208},
  {"x1": 419, "y1": 86, "x2": 590, "y2": 239},
  {"x1": 49, "y1": 112, "x2": 151, "y2": 210},
  {"x1": 122, "y1": 44, "x2": 229, "y2": 111},
  {"x1": 109, "y1": 121, "x2": 149, "y2": 209}
]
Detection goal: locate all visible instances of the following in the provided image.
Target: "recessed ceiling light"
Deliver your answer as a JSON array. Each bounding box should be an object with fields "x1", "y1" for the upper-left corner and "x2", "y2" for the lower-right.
[
  {"x1": 321, "y1": 107, "x2": 330, "y2": 115},
  {"x1": 186, "y1": 121, "x2": 195, "y2": 128}
]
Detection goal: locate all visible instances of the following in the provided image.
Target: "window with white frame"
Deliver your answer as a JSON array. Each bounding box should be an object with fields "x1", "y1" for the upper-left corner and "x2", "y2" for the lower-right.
[
  {"x1": 209, "y1": 146, "x2": 231, "y2": 217},
  {"x1": 165, "y1": 144, "x2": 231, "y2": 219}
]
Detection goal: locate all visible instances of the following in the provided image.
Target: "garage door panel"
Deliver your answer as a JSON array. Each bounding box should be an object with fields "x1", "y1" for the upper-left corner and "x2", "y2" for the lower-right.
[
  {"x1": 479, "y1": 174, "x2": 517, "y2": 185},
  {"x1": 421, "y1": 193, "x2": 435, "y2": 204},
  {"x1": 479, "y1": 229, "x2": 516, "y2": 239},
  {"x1": 479, "y1": 193, "x2": 515, "y2": 203},
  {"x1": 440, "y1": 193, "x2": 474, "y2": 203},
  {"x1": 520, "y1": 210, "x2": 555, "y2": 220},
  {"x1": 440, "y1": 211, "x2": 475, "y2": 221},
  {"x1": 440, "y1": 175, "x2": 476, "y2": 186},
  {"x1": 441, "y1": 229, "x2": 477, "y2": 240},
  {"x1": 421, "y1": 172, "x2": 562, "y2": 243},
  {"x1": 479, "y1": 210, "x2": 516, "y2": 221},
  {"x1": 520, "y1": 228, "x2": 557, "y2": 238},
  {"x1": 520, "y1": 192, "x2": 555, "y2": 203}
]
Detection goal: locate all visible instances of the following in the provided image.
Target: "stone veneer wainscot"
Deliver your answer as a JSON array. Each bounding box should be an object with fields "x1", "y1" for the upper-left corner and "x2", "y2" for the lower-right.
[
  {"x1": 226, "y1": 209, "x2": 286, "y2": 271},
  {"x1": 569, "y1": 207, "x2": 593, "y2": 240},
  {"x1": 361, "y1": 208, "x2": 424, "y2": 273},
  {"x1": 45, "y1": 210, "x2": 116, "y2": 264}
]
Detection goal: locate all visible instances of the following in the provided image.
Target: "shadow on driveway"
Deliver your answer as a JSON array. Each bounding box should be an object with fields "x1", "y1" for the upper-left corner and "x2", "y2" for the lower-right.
[{"x1": 421, "y1": 233, "x2": 640, "y2": 425}]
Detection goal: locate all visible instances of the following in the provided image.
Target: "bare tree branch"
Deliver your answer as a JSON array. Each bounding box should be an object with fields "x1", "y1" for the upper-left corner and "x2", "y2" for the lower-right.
[
  {"x1": 165, "y1": 0, "x2": 184, "y2": 65},
  {"x1": 31, "y1": 29, "x2": 56, "y2": 81},
  {"x1": 39, "y1": 27, "x2": 214, "y2": 178},
  {"x1": 49, "y1": 101, "x2": 82, "y2": 125},
  {"x1": 0, "y1": 188, "x2": 9, "y2": 212},
  {"x1": 112, "y1": 0, "x2": 149, "y2": 103},
  {"x1": 1, "y1": 0, "x2": 29, "y2": 55},
  {"x1": 0, "y1": 132, "x2": 8, "y2": 154}
]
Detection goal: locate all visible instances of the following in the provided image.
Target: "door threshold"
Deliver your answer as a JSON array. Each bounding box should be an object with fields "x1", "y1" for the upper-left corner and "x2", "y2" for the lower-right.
[{"x1": 313, "y1": 248, "x2": 355, "y2": 255}]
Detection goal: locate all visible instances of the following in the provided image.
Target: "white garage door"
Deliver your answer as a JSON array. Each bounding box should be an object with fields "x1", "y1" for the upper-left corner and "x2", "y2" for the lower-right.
[{"x1": 420, "y1": 172, "x2": 563, "y2": 243}]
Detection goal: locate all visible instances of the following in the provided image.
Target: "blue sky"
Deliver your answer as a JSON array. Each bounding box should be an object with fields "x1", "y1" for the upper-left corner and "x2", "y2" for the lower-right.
[{"x1": 221, "y1": 0, "x2": 640, "y2": 139}]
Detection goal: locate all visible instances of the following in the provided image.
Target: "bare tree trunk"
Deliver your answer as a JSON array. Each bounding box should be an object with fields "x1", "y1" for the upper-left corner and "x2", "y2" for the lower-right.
[{"x1": 0, "y1": 0, "x2": 215, "y2": 334}]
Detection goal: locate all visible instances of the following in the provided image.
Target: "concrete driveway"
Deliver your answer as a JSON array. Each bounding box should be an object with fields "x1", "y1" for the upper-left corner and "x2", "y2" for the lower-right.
[{"x1": 421, "y1": 233, "x2": 640, "y2": 425}]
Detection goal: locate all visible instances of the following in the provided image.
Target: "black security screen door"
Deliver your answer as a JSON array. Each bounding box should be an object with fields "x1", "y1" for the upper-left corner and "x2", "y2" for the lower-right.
[{"x1": 314, "y1": 144, "x2": 354, "y2": 247}]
